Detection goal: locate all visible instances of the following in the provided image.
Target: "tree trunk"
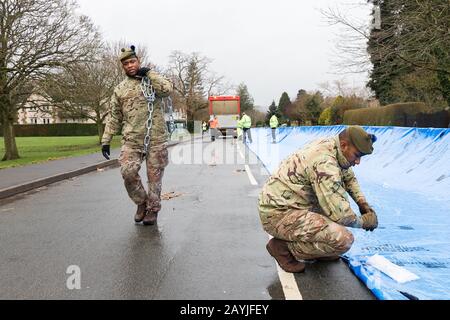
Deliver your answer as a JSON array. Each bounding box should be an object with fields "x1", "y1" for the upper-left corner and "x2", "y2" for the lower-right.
[
  {"x1": 1, "y1": 112, "x2": 20, "y2": 161},
  {"x1": 187, "y1": 108, "x2": 195, "y2": 122},
  {"x1": 97, "y1": 121, "x2": 104, "y2": 145}
]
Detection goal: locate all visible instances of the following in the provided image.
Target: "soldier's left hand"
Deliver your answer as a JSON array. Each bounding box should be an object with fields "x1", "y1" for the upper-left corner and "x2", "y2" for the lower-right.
[
  {"x1": 358, "y1": 201, "x2": 374, "y2": 215},
  {"x1": 101, "y1": 144, "x2": 110, "y2": 160},
  {"x1": 361, "y1": 211, "x2": 378, "y2": 232},
  {"x1": 136, "y1": 67, "x2": 151, "y2": 79}
]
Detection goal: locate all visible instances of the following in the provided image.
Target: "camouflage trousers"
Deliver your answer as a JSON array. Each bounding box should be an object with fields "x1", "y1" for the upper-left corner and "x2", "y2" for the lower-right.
[
  {"x1": 259, "y1": 206, "x2": 355, "y2": 260},
  {"x1": 118, "y1": 143, "x2": 169, "y2": 212}
]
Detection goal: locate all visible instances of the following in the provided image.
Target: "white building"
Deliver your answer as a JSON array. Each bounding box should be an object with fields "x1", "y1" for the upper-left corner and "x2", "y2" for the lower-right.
[
  {"x1": 164, "y1": 108, "x2": 187, "y2": 122},
  {"x1": 18, "y1": 94, "x2": 186, "y2": 125},
  {"x1": 17, "y1": 94, "x2": 95, "y2": 125}
]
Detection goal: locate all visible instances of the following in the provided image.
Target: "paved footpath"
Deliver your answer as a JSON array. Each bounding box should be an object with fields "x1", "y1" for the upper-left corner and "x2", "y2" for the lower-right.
[
  {"x1": 0, "y1": 149, "x2": 120, "y2": 190},
  {"x1": 0, "y1": 138, "x2": 186, "y2": 199}
]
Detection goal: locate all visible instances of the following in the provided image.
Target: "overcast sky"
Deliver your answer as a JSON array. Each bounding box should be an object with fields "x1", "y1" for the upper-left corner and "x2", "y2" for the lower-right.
[{"x1": 76, "y1": 0, "x2": 372, "y2": 109}]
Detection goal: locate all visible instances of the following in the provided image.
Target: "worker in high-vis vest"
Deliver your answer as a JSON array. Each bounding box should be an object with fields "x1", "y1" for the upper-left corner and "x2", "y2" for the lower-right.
[
  {"x1": 237, "y1": 115, "x2": 243, "y2": 141},
  {"x1": 270, "y1": 114, "x2": 279, "y2": 144},
  {"x1": 209, "y1": 115, "x2": 219, "y2": 142},
  {"x1": 239, "y1": 112, "x2": 252, "y2": 144}
]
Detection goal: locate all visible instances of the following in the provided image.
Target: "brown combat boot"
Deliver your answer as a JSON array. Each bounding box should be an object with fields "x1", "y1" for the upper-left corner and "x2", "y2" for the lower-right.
[
  {"x1": 266, "y1": 238, "x2": 306, "y2": 273},
  {"x1": 134, "y1": 203, "x2": 147, "y2": 223},
  {"x1": 143, "y1": 210, "x2": 158, "y2": 226}
]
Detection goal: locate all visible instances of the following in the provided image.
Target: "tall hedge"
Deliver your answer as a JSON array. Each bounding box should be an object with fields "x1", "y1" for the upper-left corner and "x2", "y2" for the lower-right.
[
  {"x1": 0, "y1": 124, "x2": 105, "y2": 137},
  {"x1": 343, "y1": 102, "x2": 432, "y2": 127},
  {"x1": 405, "y1": 110, "x2": 450, "y2": 128}
]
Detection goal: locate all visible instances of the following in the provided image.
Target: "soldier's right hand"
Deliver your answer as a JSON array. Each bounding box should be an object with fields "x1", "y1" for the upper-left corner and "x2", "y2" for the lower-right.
[
  {"x1": 361, "y1": 211, "x2": 378, "y2": 232},
  {"x1": 102, "y1": 145, "x2": 110, "y2": 160}
]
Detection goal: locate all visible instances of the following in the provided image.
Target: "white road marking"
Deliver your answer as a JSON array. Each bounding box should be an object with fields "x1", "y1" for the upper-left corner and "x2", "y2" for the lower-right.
[
  {"x1": 236, "y1": 143, "x2": 244, "y2": 159},
  {"x1": 276, "y1": 265, "x2": 304, "y2": 300},
  {"x1": 236, "y1": 142, "x2": 303, "y2": 300},
  {"x1": 236, "y1": 144, "x2": 258, "y2": 186},
  {"x1": 245, "y1": 165, "x2": 258, "y2": 186},
  {"x1": 269, "y1": 236, "x2": 304, "y2": 300}
]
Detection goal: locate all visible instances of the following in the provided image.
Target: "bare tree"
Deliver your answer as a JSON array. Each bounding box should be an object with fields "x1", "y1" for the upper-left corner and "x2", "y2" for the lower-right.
[
  {"x1": 0, "y1": 0, "x2": 101, "y2": 160},
  {"x1": 320, "y1": 4, "x2": 373, "y2": 75},
  {"x1": 322, "y1": 1, "x2": 450, "y2": 107},
  {"x1": 36, "y1": 50, "x2": 117, "y2": 142},
  {"x1": 206, "y1": 72, "x2": 233, "y2": 97},
  {"x1": 167, "y1": 50, "x2": 230, "y2": 120},
  {"x1": 318, "y1": 79, "x2": 372, "y2": 99},
  {"x1": 322, "y1": 1, "x2": 450, "y2": 74}
]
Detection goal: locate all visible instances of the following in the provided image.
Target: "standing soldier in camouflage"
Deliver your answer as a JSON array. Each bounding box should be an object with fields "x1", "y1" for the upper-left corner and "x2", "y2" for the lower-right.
[
  {"x1": 258, "y1": 126, "x2": 379, "y2": 273},
  {"x1": 101, "y1": 46, "x2": 173, "y2": 226}
]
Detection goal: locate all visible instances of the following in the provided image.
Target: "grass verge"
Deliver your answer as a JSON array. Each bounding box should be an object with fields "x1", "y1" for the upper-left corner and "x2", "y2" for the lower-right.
[{"x1": 0, "y1": 136, "x2": 122, "y2": 170}]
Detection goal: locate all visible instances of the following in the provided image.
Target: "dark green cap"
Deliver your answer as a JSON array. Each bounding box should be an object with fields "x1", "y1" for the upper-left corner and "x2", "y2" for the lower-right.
[
  {"x1": 119, "y1": 45, "x2": 137, "y2": 62},
  {"x1": 347, "y1": 126, "x2": 376, "y2": 155}
]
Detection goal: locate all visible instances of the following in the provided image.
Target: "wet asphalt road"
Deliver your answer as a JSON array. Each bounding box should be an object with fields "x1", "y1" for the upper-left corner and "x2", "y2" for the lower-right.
[{"x1": 0, "y1": 138, "x2": 375, "y2": 300}]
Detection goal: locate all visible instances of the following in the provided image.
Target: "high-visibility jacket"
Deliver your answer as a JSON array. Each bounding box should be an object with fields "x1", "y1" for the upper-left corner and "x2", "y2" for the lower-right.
[
  {"x1": 270, "y1": 115, "x2": 279, "y2": 129},
  {"x1": 237, "y1": 118, "x2": 244, "y2": 129},
  {"x1": 239, "y1": 115, "x2": 252, "y2": 129},
  {"x1": 209, "y1": 118, "x2": 219, "y2": 129}
]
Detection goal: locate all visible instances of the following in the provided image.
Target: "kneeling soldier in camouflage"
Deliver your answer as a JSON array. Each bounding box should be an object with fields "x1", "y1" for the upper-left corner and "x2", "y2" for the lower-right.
[
  {"x1": 258, "y1": 126, "x2": 379, "y2": 273},
  {"x1": 101, "y1": 46, "x2": 173, "y2": 226}
]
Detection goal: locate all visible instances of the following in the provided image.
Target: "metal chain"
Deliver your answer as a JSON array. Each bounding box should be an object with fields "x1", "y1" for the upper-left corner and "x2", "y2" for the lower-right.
[
  {"x1": 140, "y1": 76, "x2": 156, "y2": 159},
  {"x1": 164, "y1": 96, "x2": 176, "y2": 135}
]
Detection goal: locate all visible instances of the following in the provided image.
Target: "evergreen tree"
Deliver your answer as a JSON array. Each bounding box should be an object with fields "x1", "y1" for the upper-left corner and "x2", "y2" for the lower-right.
[
  {"x1": 367, "y1": 0, "x2": 449, "y2": 108},
  {"x1": 266, "y1": 101, "x2": 278, "y2": 124},
  {"x1": 305, "y1": 92, "x2": 324, "y2": 125},
  {"x1": 277, "y1": 92, "x2": 291, "y2": 120},
  {"x1": 236, "y1": 83, "x2": 255, "y2": 112},
  {"x1": 185, "y1": 58, "x2": 206, "y2": 120},
  {"x1": 297, "y1": 89, "x2": 307, "y2": 100},
  {"x1": 367, "y1": 0, "x2": 407, "y2": 105}
]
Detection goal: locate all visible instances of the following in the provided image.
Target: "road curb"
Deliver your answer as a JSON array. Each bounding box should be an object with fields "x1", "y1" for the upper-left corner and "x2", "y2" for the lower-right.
[
  {"x1": 0, "y1": 140, "x2": 184, "y2": 201},
  {"x1": 0, "y1": 159, "x2": 119, "y2": 200}
]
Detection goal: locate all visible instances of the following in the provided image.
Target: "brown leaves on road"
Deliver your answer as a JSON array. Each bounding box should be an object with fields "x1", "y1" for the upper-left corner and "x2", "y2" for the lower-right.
[{"x1": 161, "y1": 192, "x2": 185, "y2": 201}]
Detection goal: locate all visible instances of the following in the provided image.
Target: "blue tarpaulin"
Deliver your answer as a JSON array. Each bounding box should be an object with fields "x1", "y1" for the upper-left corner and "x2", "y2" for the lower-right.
[{"x1": 248, "y1": 126, "x2": 450, "y2": 300}]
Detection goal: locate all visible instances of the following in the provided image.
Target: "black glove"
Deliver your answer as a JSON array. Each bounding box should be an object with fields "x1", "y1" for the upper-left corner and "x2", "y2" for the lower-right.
[
  {"x1": 136, "y1": 67, "x2": 151, "y2": 79},
  {"x1": 102, "y1": 145, "x2": 110, "y2": 160}
]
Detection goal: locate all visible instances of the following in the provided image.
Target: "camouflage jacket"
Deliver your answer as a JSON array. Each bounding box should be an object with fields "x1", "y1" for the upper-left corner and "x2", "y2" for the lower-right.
[
  {"x1": 258, "y1": 136, "x2": 367, "y2": 226},
  {"x1": 101, "y1": 71, "x2": 173, "y2": 149}
]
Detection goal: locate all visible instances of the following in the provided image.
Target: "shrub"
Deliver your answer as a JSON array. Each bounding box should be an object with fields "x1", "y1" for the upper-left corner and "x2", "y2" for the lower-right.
[
  {"x1": 344, "y1": 102, "x2": 431, "y2": 126},
  {"x1": 318, "y1": 107, "x2": 332, "y2": 125},
  {"x1": 0, "y1": 124, "x2": 104, "y2": 137}
]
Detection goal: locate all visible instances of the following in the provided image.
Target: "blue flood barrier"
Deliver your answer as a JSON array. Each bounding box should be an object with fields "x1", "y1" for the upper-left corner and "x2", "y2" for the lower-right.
[{"x1": 247, "y1": 126, "x2": 450, "y2": 300}]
